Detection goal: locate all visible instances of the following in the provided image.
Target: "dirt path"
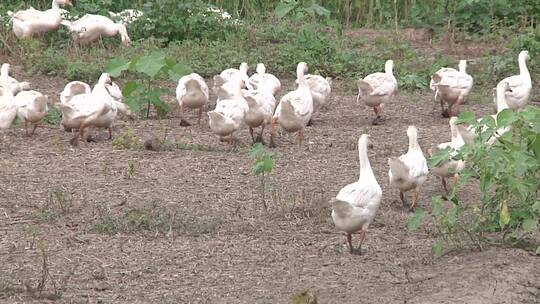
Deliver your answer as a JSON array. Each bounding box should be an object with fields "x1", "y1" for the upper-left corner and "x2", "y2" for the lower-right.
[{"x1": 0, "y1": 68, "x2": 538, "y2": 303}]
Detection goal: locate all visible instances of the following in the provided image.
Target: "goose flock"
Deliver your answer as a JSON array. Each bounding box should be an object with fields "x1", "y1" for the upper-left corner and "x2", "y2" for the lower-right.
[{"x1": 1, "y1": 2, "x2": 536, "y2": 255}]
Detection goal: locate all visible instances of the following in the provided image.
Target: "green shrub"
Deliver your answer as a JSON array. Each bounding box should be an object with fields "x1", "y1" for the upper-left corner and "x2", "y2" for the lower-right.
[
  {"x1": 130, "y1": 0, "x2": 242, "y2": 44},
  {"x1": 413, "y1": 107, "x2": 540, "y2": 254}
]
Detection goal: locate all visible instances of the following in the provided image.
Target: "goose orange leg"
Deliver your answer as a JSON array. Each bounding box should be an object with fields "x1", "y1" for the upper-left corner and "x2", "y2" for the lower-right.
[
  {"x1": 441, "y1": 178, "x2": 448, "y2": 193},
  {"x1": 346, "y1": 233, "x2": 353, "y2": 253},
  {"x1": 197, "y1": 107, "x2": 203, "y2": 126},
  {"x1": 297, "y1": 129, "x2": 304, "y2": 146},
  {"x1": 454, "y1": 96, "x2": 463, "y2": 116},
  {"x1": 410, "y1": 188, "x2": 420, "y2": 211},
  {"x1": 23, "y1": 120, "x2": 29, "y2": 137},
  {"x1": 399, "y1": 191, "x2": 407, "y2": 207},
  {"x1": 372, "y1": 105, "x2": 383, "y2": 125},
  {"x1": 269, "y1": 117, "x2": 277, "y2": 148},
  {"x1": 179, "y1": 106, "x2": 190, "y2": 126},
  {"x1": 357, "y1": 228, "x2": 366, "y2": 255},
  {"x1": 30, "y1": 123, "x2": 38, "y2": 136},
  {"x1": 249, "y1": 127, "x2": 255, "y2": 143}
]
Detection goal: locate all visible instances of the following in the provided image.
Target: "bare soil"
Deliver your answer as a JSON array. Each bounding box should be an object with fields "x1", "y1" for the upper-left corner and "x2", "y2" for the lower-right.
[{"x1": 0, "y1": 63, "x2": 539, "y2": 304}]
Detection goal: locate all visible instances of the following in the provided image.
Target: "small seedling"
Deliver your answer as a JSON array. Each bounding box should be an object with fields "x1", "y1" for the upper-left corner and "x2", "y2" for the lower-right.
[
  {"x1": 126, "y1": 161, "x2": 136, "y2": 179},
  {"x1": 250, "y1": 143, "x2": 274, "y2": 211}
]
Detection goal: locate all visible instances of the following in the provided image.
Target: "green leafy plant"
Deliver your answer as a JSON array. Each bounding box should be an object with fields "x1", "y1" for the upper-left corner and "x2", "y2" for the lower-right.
[
  {"x1": 106, "y1": 51, "x2": 191, "y2": 118},
  {"x1": 130, "y1": 0, "x2": 242, "y2": 44},
  {"x1": 274, "y1": 0, "x2": 330, "y2": 21},
  {"x1": 412, "y1": 107, "x2": 540, "y2": 254},
  {"x1": 250, "y1": 143, "x2": 274, "y2": 211}
]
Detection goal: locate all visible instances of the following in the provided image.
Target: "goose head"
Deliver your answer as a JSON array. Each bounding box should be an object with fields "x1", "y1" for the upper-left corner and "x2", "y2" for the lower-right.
[
  {"x1": 115, "y1": 24, "x2": 131, "y2": 47},
  {"x1": 97, "y1": 73, "x2": 112, "y2": 86},
  {"x1": 406, "y1": 125, "x2": 421, "y2": 151},
  {"x1": 256, "y1": 63, "x2": 266, "y2": 75},
  {"x1": 496, "y1": 81, "x2": 511, "y2": 113},
  {"x1": 519, "y1": 50, "x2": 530, "y2": 62},
  {"x1": 297, "y1": 62, "x2": 308, "y2": 75},
  {"x1": 239, "y1": 62, "x2": 249, "y2": 74}
]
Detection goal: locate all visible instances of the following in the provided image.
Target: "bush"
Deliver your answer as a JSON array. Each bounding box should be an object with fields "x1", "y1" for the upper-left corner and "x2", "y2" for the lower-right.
[
  {"x1": 414, "y1": 107, "x2": 540, "y2": 255},
  {"x1": 130, "y1": 0, "x2": 242, "y2": 44}
]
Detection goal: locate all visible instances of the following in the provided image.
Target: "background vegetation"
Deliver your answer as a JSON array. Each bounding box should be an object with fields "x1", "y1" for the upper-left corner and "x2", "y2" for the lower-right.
[{"x1": 1, "y1": 0, "x2": 540, "y2": 86}]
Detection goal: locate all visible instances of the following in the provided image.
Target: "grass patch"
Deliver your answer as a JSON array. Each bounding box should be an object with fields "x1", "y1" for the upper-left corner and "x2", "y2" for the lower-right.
[
  {"x1": 112, "y1": 128, "x2": 143, "y2": 150},
  {"x1": 92, "y1": 203, "x2": 222, "y2": 237}
]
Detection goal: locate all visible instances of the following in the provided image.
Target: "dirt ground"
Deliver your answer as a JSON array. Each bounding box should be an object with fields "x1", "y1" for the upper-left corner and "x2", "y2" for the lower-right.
[{"x1": 0, "y1": 63, "x2": 539, "y2": 304}]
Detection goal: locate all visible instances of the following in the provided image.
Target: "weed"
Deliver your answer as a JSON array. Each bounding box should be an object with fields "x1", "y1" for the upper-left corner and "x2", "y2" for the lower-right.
[
  {"x1": 43, "y1": 108, "x2": 62, "y2": 125},
  {"x1": 292, "y1": 289, "x2": 318, "y2": 304},
  {"x1": 112, "y1": 128, "x2": 143, "y2": 150},
  {"x1": 250, "y1": 143, "x2": 274, "y2": 211},
  {"x1": 175, "y1": 141, "x2": 213, "y2": 152},
  {"x1": 270, "y1": 188, "x2": 328, "y2": 222},
  {"x1": 91, "y1": 203, "x2": 222, "y2": 237},
  {"x1": 92, "y1": 208, "x2": 121, "y2": 235},
  {"x1": 48, "y1": 187, "x2": 73, "y2": 215},
  {"x1": 125, "y1": 161, "x2": 136, "y2": 179}
]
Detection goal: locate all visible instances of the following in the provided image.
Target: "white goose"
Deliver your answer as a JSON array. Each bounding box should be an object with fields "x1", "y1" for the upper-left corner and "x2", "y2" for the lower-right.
[
  {"x1": 176, "y1": 73, "x2": 209, "y2": 126},
  {"x1": 459, "y1": 81, "x2": 512, "y2": 146},
  {"x1": 332, "y1": 134, "x2": 382, "y2": 254},
  {"x1": 14, "y1": 90, "x2": 49, "y2": 136},
  {"x1": 61, "y1": 14, "x2": 131, "y2": 47},
  {"x1": 11, "y1": 0, "x2": 72, "y2": 38},
  {"x1": 56, "y1": 73, "x2": 117, "y2": 145},
  {"x1": 243, "y1": 85, "x2": 276, "y2": 144},
  {"x1": 60, "y1": 80, "x2": 132, "y2": 119},
  {"x1": 213, "y1": 62, "x2": 253, "y2": 95},
  {"x1": 247, "y1": 63, "x2": 281, "y2": 96},
  {"x1": 388, "y1": 126, "x2": 428, "y2": 211},
  {"x1": 305, "y1": 73, "x2": 331, "y2": 124},
  {"x1": 497, "y1": 50, "x2": 531, "y2": 111},
  {"x1": 0, "y1": 64, "x2": 18, "y2": 130},
  {"x1": 430, "y1": 60, "x2": 473, "y2": 117},
  {"x1": 357, "y1": 60, "x2": 398, "y2": 125},
  {"x1": 207, "y1": 78, "x2": 248, "y2": 145},
  {"x1": 430, "y1": 117, "x2": 466, "y2": 193},
  {"x1": 270, "y1": 62, "x2": 313, "y2": 147}
]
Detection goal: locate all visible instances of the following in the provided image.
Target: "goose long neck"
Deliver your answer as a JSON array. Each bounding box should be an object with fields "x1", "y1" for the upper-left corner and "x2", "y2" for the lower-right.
[
  {"x1": 458, "y1": 60, "x2": 467, "y2": 73},
  {"x1": 408, "y1": 132, "x2": 420, "y2": 152},
  {"x1": 296, "y1": 64, "x2": 307, "y2": 87},
  {"x1": 496, "y1": 84, "x2": 509, "y2": 113},
  {"x1": 518, "y1": 54, "x2": 530, "y2": 79},
  {"x1": 385, "y1": 61, "x2": 393, "y2": 74},
  {"x1": 358, "y1": 138, "x2": 374, "y2": 180},
  {"x1": 450, "y1": 121, "x2": 464, "y2": 147},
  {"x1": 0, "y1": 66, "x2": 8, "y2": 85},
  {"x1": 0, "y1": 65, "x2": 11, "y2": 95},
  {"x1": 239, "y1": 63, "x2": 248, "y2": 76}
]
